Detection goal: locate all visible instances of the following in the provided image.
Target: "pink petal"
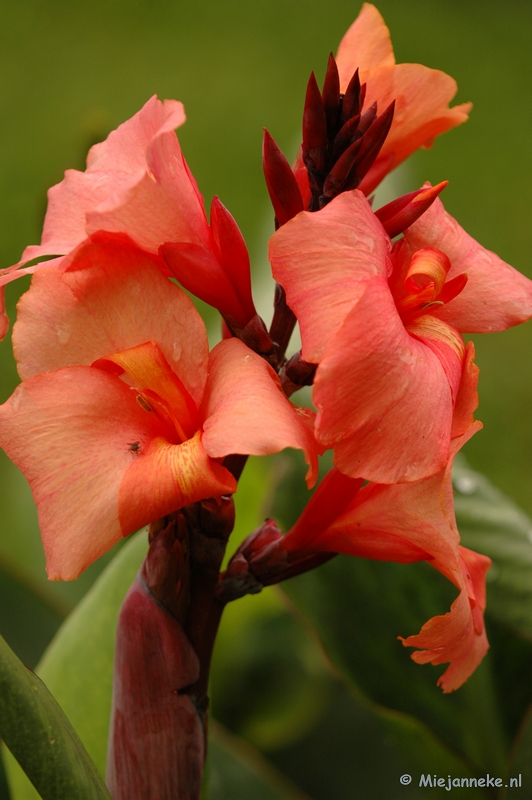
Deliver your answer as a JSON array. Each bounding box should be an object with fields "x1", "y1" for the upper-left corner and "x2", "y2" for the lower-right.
[
  {"x1": 269, "y1": 191, "x2": 391, "y2": 363},
  {"x1": 0, "y1": 256, "x2": 64, "y2": 341},
  {"x1": 86, "y1": 97, "x2": 186, "y2": 175},
  {"x1": 86, "y1": 129, "x2": 210, "y2": 253},
  {"x1": 406, "y1": 315, "x2": 464, "y2": 404},
  {"x1": 13, "y1": 235, "x2": 208, "y2": 406},
  {"x1": 17, "y1": 96, "x2": 188, "y2": 264},
  {"x1": 0, "y1": 367, "x2": 171, "y2": 580},
  {"x1": 314, "y1": 277, "x2": 457, "y2": 483},
  {"x1": 285, "y1": 465, "x2": 459, "y2": 568},
  {"x1": 282, "y1": 437, "x2": 490, "y2": 691},
  {"x1": 400, "y1": 546, "x2": 491, "y2": 692},
  {"x1": 0, "y1": 366, "x2": 236, "y2": 580},
  {"x1": 312, "y1": 526, "x2": 431, "y2": 563},
  {"x1": 282, "y1": 468, "x2": 364, "y2": 554},
  {"x1": 451, "y1": 341, "x2": 480, "y2": 440},
  {"x1": 200, "y1": 338, "x2": 319, "y2": 486},
  {"x1": 327, "y1": 470, "x2": 459, "y2": 566},
  {"x1": 405, "y1": 196, "x2": 532, "y2": 332}
]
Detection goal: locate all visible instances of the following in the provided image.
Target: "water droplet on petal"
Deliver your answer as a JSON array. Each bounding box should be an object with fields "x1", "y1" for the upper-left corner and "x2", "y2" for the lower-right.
[{"x1": 56, "y1": 323, "x2": 71, "y2": 345}]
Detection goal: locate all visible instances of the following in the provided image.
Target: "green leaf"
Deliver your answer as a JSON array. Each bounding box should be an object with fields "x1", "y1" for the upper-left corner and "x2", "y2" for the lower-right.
[
  {"x1": 281, "y1": 555, "x2": 507, "y2": 778},
  {"x1": 0, "y1": 560, "x2": 64, "y2": 670},
  {"x1": 210, "y1": 587, "x2": 331, "y2": 752},
  {"x1": 453, "y1": 457, "x2": 532, "y2": 639},
  {"x1": 205, "y1": 721, "x2": 312, "y2": 800},
  {"x1": 2, "y1": 459, "x2": 277, "y2": 799},
  {"x1": 4, "y1": 528, "x2": 149, "y2": 799},
  {"x1": 502, "y1": 704, "x2": 532, "y2": 798},
  {"x1": 0, "y1": 634, "x2": 111, "y2": 800}
]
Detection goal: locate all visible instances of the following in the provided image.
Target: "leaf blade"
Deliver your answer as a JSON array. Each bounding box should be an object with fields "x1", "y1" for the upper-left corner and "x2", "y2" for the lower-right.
[{"x1": 0, "y1": 634, "x2": 111, "y2": 800}]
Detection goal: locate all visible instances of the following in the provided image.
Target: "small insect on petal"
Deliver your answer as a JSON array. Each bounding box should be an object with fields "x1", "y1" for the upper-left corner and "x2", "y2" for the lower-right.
[{"x1": 127, "y1": 441, "x2": 141, "y2": 455}]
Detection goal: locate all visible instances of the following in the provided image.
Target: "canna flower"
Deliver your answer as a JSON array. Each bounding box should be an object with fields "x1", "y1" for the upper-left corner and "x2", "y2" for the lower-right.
[
  {"x1": 335, "y1": 4, "x2": 472, "y2": 194},
  {"x1": 232, "y1": 426, "x2": 489, "y2": 692},
  {"x1": 0, "y1": 96, "x2": 259, "y2": 340},
  {"x1": 290, "y1": 3, "x2": 471, "y2": 209},
  {"x1": 0, "y1": 236, "x2": 317, "y2": 580},
  {"x1": 269, "y1": 189, "x2": 532, "y2": 484},
  {"x1": 282, "y1": 458, "x2": 490, "y2": 693}
]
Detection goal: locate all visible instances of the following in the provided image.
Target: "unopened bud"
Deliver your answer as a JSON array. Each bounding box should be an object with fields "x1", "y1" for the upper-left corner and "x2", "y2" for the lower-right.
[{"x1": 375, "y1": 181, "x2": 448, "y2": 238}]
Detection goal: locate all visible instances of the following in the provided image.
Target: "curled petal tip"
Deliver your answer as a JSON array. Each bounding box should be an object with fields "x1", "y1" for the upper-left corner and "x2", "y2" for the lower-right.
[{"x1": 375, "y1": 180, "x2": 448, "y2": 238}]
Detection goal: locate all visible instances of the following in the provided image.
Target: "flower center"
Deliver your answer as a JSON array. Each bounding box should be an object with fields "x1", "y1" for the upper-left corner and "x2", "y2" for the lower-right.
[
  {"x1": 392, "y1": 243, "x2": 467, "y2": 324},
  {"x1": 92, "y1": 341, "x2": 199, "y2": 444}
]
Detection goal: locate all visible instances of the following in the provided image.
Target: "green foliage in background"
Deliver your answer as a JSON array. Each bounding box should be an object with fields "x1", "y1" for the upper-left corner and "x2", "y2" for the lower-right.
[
  {"x1": 1, "y1": 1, "x2": 532, "y2": 797},
  {"x1": 3, "y1": 456, "x2": 532, "y2": 799}
]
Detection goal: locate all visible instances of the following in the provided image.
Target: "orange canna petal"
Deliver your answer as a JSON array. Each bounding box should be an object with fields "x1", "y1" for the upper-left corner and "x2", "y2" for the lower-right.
[
  {"x1": 94, "y1": 341, "x2": 200, "y2": 443},
  {"x1": 200, "y1": 338, "x2": 319, "y2": 487},
  {"x1": 25, "y1": 95, "x2": 202, "y2": 261},
  {"x1": 269, "y1": 189, "x2": 390, "y2": 364},
  {"x1": 1, "y1": 98, "x2": 188, "y2": 279},
  {"x1": 313, "y1": 277, "x2": 458, "y2": 483},
  {"x1": 282, "y1": 431, "x2": 490, "y2": 690},
  {"x1": 336, "y1": 4, "x2": 470, "y2": 194},
  {"x1": 405, "y1": 194, "x2": 532, "y2": 332},
  {"x1": 0, "y1": 364, "x2": 236, "y2": 580},
  {"x1": 0, "y1": 367, "x2": 171, "y2": 580},
  {"x1": 270, "y1": 190, "x2": 485, "y2": 484},
  {"x1": 335, "y1": 4, "x2": 395, "y2": 78},
  {"x1": 284, "y1": 463, "x2": 459, "y2": 569},
  {"x1": 451, "y1": 342, "x2": 480, "y2": 440},
  {"x1": 400, "y1": 546, "x2": 491, "y2": 693},
  {"x1": 12, "y1": 235, "x2": 209, "y2": 406},
  {"x1": 118, "y1": 432, "x2": 236, "y2": 536}
]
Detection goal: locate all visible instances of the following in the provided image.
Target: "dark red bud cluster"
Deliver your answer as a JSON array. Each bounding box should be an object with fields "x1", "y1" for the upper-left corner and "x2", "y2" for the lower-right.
[
  {"x1": 303, "y1": 55, "x2": 394, "y2": 210},
  {"x1": 262, "y1": 54, "x2": 395, "y2": 227}
]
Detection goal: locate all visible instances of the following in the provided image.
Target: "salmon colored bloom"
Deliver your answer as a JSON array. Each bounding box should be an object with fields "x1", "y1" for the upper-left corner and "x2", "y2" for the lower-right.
[
  {"x1": 281, "y1": 430, "x2": 490, "y2": 692},
  {"x1": 293, "y1": 3, "x2": 471, "y2": 205},
  {"x1": 0, "y1": 236, "x2": 317, "y2": 580},
  {"x1": 0, "y1": 96, "x2": 258, "y2": 339},
  {"x1": 269, "y1": 189, "x2": 532, "y2": 483},
  {"x1": 336, "y1": 4, "x2": 471, "y2": 193}
]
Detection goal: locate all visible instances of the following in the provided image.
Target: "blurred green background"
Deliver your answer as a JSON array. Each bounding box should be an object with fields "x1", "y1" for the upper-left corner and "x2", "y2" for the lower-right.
[
  {"x1": 2, "y1": 0, "x2": 532, "y2": 505},
  {"x1": 1, "y1": 1, "x2": 532, "y2": 798}
]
